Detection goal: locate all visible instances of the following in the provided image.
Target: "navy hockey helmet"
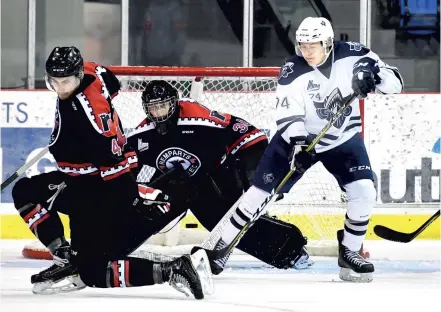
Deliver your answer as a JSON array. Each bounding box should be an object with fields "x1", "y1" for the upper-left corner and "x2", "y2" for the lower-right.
[{"x1": 141, "y1": 80, "x2": 180, "y2": 135}]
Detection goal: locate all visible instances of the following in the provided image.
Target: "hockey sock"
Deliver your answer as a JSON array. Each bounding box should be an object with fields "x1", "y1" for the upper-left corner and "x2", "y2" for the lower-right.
[
  {"x1": 101, "y1": 257, "x2": 172, "y2": 288},
  {"x1": 17, "y1": 203, "x2": 66, "y2": 254},
  {"x1": 343, "y1": 179, "x2": 375, "y2": 251},
  {"x1": 343, "y1": 214, "x2": 370, "y2": 251},
  {"x1": 220, "y1": 185, "x2": 270, "y2": 245}
]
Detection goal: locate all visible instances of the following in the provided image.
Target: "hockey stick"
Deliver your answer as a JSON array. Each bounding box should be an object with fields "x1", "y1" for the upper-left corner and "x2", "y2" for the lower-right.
[
  {"x1": 201, "y1": 93, "x2": 357, "y2": 260},
  {"x1": 1, "y1": 146, "x2": 49, "y2": 191},
  {"x1": 374, "y1": 209, "x2": 440, "y2": 243}
]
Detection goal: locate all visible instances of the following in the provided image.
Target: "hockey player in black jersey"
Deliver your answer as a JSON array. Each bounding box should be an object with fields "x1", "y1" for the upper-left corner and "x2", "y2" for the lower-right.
[
  {"x1": 11, "y1": 46, "x2": 212, "y2": 298},
  {"x1": 127, "y1": 80, "x2": 312, "y2": 275}
]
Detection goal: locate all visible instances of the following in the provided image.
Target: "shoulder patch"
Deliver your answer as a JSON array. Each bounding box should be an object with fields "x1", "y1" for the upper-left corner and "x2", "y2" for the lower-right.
[
  {"x1": 278, "y1": 56, "x2": 313, "y2": 86},
  {"x1": 278, "y1": 62, "x2": 294, "y2": 79},
  {"x1": 333, "y1": 41, "x2": 371, "y2": 62}
]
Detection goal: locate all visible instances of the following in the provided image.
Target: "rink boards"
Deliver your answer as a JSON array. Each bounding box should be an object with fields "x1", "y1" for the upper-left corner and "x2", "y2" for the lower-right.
[
  {"x1": 0, "y1": 205, "x2": 440, "y2": 240},
  {"x1": 0, "y1": 91, "x2": 440, "y2": 240}
]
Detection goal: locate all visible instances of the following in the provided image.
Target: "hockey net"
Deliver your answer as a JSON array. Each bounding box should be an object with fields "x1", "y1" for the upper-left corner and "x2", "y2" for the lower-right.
[{"x1": 23, "y1": 67, "x2": 361, "y2": 260}]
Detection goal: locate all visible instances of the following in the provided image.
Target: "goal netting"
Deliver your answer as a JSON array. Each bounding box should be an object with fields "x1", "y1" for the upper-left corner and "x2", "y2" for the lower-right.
[{"x1": 23, "y1": 66, "x2": 358, "y2": 260}]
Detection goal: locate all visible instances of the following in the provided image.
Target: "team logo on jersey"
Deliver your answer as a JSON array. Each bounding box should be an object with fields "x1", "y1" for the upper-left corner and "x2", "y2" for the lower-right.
[
  {"x1": 156, "y1": 147, "x2": 201, "y2": 176},
  {"x1": 278, "y1": 62, "x2": 294, "y2": 79},
  {"x1": 347, "y1": 42, "x2": 364, "y2": 51},
  {"x1": 313, "y1": 88, "x2": 352, "y2": 129},
  {"x1": 138, "y1": 138, "x2": 149, "y2": 152},
  {"x1": 307, "y1": 80, "x2": 320, "y2": 91},
  {"x1": 263, "y1": 173, "x2": 274, "y2": 184},
  {"x1": 49, "y1": 104, "x2": 61, "y2": 146}
]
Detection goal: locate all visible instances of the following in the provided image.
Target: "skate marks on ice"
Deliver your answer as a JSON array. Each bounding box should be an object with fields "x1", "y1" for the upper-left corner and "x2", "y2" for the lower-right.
[
  {"x1": 1, "y1": 240, "x2": 440, "y2": 312},
  {"x1": 1, "y1": 265, "x2": 439, "y2": 312}
]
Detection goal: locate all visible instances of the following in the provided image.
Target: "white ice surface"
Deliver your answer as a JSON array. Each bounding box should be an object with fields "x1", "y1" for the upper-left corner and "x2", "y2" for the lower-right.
[{"x1": 1, "y1": 239, "x2": 440, "y2": 312}]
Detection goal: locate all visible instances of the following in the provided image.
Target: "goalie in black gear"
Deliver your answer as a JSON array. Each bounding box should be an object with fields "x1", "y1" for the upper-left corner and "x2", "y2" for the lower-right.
[
  {"x1": 11, "y1": 47, "x2": 212, "y2": 298},
  {"x1": 127, "y1": 80, "x2": 312, "y2": 275}
]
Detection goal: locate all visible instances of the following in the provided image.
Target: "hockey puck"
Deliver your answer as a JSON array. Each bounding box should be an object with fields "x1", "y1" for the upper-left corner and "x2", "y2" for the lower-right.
[{"x1": 186, "y1": 223, "x2": 198, "y2": 228}]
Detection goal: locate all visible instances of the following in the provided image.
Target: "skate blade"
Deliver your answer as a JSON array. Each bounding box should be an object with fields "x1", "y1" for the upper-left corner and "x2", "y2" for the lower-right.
[
  {"x1": 32, "y1": 275, "x2": 86, "y2": 295},
  {"x1": 169, "y1": 281, "x2": 192, "y2": 298},
  {"x1": 191, "y1": 249, "x2": 215, "y2": 296},
  {"x1": 339, "y1": 268, "x2": 373, "y2": 283},
  {"x1": 293, "y1": 254, "x2": 315, "y2": 270}
]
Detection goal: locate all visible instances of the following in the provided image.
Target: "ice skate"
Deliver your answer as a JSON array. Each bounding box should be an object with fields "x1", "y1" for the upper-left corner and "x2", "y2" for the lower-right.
[{"x1": 337, "y1": 229, "x2": 374, "y2": 283}]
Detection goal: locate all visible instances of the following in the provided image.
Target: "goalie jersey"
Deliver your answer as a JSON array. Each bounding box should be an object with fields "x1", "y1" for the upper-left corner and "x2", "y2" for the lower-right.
[
  {"x1": 127, "y1": 99, "x2": 267, "y2": 182},
  {"x1": 276, "y1": 41, "x2": 403, "y2": 152}
]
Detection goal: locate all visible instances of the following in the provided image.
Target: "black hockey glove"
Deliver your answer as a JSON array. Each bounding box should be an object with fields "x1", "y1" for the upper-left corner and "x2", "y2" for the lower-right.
[
  {"x1": 289, "y1": 136, "x2": 316, "y2": 174},
  {"x1": 134, "y1": 184, "x2": 171, "y2": 220},
  {"x1": 352, "y1": 57, "x2": 380, "y2": 98}
]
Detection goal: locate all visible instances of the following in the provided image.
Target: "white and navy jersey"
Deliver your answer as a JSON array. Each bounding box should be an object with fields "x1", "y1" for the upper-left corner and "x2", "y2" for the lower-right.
[{"x1": 276, "y1": 41, "x2": 403, "y2": 152}]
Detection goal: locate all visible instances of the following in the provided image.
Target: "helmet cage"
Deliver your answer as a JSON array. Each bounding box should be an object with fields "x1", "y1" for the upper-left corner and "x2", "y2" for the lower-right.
[{"x1": 142, "y1": 96, "x2": 177, "y2": 123}]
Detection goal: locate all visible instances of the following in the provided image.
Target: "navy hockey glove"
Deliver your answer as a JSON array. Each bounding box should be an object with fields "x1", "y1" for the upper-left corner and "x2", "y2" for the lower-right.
[
  {"x1": 352, "y1": 57, "x2": 380, "y2": 98},
  {"x1": 134, "y1": 184, "x2": 171, "y2": 220},
  {"x1": 289, "y1": 136, "x2": 315, "y2": 174}
]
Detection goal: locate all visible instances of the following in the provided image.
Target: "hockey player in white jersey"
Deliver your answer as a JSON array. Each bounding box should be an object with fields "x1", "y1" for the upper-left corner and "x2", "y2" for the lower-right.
[{"x1": 208, "y1": 17, "x2": 403, "y2": 282}]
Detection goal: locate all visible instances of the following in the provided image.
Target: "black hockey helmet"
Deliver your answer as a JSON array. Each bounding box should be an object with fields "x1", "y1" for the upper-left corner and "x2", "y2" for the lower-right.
[
  {"x1": 141, "y1": 80, "x2": 179, "y2": 135},
  {"x1": 45, "y1": 46, "x2": 84, "y2": 79}
]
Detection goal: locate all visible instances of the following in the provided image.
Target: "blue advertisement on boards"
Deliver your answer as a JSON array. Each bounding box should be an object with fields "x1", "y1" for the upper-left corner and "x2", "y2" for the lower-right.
[{"x1": 1, "y1": 128, "x2": 56, "y2": 203}]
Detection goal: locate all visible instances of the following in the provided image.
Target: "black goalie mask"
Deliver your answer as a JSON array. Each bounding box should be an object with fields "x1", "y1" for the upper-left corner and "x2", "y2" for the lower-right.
[{"x1": 141, "y1": 80, "x2": 179, "y2": 135}]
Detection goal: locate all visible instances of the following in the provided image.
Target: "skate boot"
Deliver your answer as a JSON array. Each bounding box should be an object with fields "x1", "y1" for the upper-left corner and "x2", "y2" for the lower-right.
[
  {"x1": 165, "y1": 249, "x2": 213, "y2": 299},
  {"x1": 31, "y1": 241, "x2": 85, "y2": 294},
  {"x1": 337, "y1": 229, "x2": 374, "y2": 283},
  {"x1": 292, "y1": 246, "x2": 315, "y2": 270},
  {"x1": 207, "y1": 238, "x2": 234, "y2": 275}
]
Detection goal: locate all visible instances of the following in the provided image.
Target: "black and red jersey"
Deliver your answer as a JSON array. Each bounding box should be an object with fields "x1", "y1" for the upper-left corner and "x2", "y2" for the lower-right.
[
  {"x1": 48, "y1": 62, "x2": 137, "y2": 181},
  {"x1": 127, "y1": 98, "x2": 267, "y2": 181}
]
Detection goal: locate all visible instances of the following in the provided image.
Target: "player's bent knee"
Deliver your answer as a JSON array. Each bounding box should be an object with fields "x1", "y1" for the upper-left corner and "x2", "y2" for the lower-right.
[
  {"x1": 74, "y1": 258, "x2": 109, "y2": 288},
  {"x1": 344, "y1": 179, "x2": 376, "y2": 221},
  {"x1": 12, "y1": 177, "x2": 34, "y2": 209}
]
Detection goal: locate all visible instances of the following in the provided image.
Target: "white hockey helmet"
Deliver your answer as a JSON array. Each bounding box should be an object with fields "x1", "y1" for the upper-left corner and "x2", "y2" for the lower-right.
[{"x1": 295, "y1": 17, "x2": 334, "y2": 59}]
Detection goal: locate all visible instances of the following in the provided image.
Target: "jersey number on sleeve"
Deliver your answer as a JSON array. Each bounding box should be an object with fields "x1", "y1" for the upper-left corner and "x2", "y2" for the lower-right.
[
  {"x1": 99, "y1": 112, "x2": 127, "y2": 156},
  {"x1": 111, "y1": 116, "x2": 127, "y2": 156},
  {"x1": 276, "y1": 96, "x2": 290, "y2": 109}
]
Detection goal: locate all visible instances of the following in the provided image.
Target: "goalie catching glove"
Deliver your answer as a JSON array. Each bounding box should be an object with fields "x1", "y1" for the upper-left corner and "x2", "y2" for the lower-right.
[
  {"x1": 134, "y1": 185, "x2": 171, "y2": 220},
  {"x1": 289, "y1": 136, "x2": 315, "y2": 173}
]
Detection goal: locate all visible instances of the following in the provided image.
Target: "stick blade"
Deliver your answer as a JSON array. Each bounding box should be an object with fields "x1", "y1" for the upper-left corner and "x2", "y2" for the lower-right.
[{"x1": 373, "y1": 225, "x2": 414, "y2": 243}]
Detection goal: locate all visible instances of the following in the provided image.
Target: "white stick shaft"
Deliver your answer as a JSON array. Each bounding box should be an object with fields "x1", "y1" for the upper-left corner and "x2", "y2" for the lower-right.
[{"x1": 18, "y1": 146, "x2": 49, "y2": 176}]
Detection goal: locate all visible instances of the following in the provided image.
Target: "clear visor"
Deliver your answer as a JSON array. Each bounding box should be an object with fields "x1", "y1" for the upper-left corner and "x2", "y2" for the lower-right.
[
  {"x1": 295, "y1": 41, "x2": 324, "y2": 56},
  {"x1": 45, "y1": 74, "x2": 79, "y2": 93},
  {"x1": 144, "y1": 99, "x2": 173, "y2": 122}
]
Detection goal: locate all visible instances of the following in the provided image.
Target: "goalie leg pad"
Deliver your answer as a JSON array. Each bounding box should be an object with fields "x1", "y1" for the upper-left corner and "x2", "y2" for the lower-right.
[{"x1": 236, "y1": 214, "x2": 308, "y2": 269}]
